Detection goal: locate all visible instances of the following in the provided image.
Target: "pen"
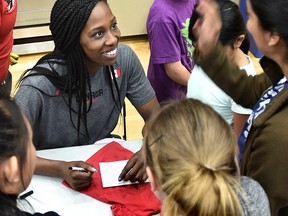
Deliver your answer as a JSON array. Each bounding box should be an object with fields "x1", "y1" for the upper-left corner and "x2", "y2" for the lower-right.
[
  {"x1": 69, "y1": 166, "x2": 88, "y2": 172},
  {"x1": 19, "y1": 190, "x2": 33, "y2": 200}
]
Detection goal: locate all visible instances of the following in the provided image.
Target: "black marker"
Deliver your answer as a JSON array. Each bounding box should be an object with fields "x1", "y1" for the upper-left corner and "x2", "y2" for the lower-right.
[{"x1": 19, "y1": 190, "x2": 33, "y2": 200}]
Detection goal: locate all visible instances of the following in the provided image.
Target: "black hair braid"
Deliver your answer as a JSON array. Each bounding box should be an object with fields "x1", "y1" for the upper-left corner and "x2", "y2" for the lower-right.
[
  {"x1": 50, "y1": 0, "x2": 97, "y2": 53},
  {"x1": 17, "y1": 0, "x2": 102, "y2": 145},
  {"x1": 64, "y1": 44, "x2": 92, "y2": 143}
]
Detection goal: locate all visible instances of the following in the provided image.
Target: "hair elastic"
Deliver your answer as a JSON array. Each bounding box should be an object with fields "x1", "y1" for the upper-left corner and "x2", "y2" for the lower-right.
[{"x1": 204, "y1": 165, "x2": 216, "y2": 172}]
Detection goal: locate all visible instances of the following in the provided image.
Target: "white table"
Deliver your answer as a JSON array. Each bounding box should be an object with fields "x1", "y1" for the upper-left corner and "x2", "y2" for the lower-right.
[{"x1": 17, "y1": 138, "x2": 158, "y2": 216}]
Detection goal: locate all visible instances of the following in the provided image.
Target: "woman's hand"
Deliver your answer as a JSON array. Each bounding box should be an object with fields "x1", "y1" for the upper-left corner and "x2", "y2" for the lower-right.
[
  {"x1": 61, "y1": 161, "x2": 97, "y2": 190},
  {"x1": 118, "y1": 149, "x2": 147, "y2": 183}
]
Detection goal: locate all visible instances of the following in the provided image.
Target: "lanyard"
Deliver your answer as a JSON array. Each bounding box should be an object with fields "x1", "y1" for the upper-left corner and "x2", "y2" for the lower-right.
[{"x1": 238, "y1": 77, "x2": 288, "y2": 161}]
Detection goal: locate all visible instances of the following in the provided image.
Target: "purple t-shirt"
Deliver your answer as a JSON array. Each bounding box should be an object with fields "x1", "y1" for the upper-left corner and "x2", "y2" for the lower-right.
[{"x1": 147, "y1": 0, "x2": 197, "y2": 104}]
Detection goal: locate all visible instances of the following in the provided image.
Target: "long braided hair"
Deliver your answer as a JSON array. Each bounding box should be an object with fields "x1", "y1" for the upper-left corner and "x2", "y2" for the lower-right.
[{"x1": 17, "y1": 0, "x2": 104, "y2": 143}]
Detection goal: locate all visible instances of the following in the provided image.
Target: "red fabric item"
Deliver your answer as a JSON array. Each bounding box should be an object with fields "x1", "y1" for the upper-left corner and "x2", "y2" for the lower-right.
[
  {"x1": 0, "y1": 0, "x2": 17, "y2": 83},
  {"x1": 63, "y1": 142, "x2": 161, "y2": 216}
]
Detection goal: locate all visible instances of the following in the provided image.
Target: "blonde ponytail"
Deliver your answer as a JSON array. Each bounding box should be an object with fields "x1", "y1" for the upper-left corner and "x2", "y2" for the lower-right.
[
  {"x1": 143, "y1": 99, "x2": 243, "y2": 216},
  {"x1": 159, "y1": 163, "x2": 242, "y2": 216}
]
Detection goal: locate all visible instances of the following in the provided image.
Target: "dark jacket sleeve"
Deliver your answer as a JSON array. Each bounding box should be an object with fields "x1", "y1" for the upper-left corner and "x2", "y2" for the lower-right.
[
  {"x1": 193, "y1": 43, "x2": 281, "y2": 109},
  {"x1": 245, "y1": 106, "x2": 288, "y2": 216}
]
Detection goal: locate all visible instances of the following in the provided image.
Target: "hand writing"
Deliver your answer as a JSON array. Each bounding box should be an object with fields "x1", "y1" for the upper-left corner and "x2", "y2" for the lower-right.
[{"x1": 62, "y1": 161, "x2": 97, "y2": 190}]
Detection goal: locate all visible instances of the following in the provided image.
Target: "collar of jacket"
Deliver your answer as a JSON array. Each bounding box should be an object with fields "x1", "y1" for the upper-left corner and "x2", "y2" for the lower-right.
[
  {"x1": 254, "y1": 57, "x2": 287, "y2": 127},
  {"x1": 260, "y1": 56, "x2": 284, "y2": 85}
]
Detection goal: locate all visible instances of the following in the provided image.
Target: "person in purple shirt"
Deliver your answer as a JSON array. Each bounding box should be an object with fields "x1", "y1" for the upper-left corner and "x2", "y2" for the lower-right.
[{"x1": 146, "y1": 0, "x2": 198, "y2": 105}]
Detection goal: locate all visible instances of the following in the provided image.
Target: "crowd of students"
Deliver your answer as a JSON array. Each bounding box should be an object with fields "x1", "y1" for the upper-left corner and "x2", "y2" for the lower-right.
[{"x1": 1, "y1": 0, "x2": 288, "y2": 215}]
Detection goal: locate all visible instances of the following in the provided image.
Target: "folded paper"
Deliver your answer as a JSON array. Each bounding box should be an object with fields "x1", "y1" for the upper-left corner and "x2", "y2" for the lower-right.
[{"x1": 99, "y1": 160, "x2": 149, "y2": 188}]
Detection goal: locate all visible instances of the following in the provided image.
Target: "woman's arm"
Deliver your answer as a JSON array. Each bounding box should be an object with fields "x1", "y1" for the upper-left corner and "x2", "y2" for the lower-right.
[
  {"x1": 35, "y1": 157, "x2": 97, "y2": 190},
  {"x1": 135, "y1": 97, "x2": 160, "y2": 136},
  {"x1": 233, "y1": 112, "x2": 250, "y2": 138},
  {"x1": 118, "y1": 97, "x2": 160, "y2": 182}
]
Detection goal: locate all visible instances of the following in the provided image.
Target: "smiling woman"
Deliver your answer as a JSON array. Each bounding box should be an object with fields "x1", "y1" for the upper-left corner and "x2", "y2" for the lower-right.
[
  {"x1": 79, "y1": 1, "x2": 121, "y2": 73},
  {"x1": 13, "y1": 0, "x2": 159, "y2": 191},
  {"x1": 10, "y1": 36, "x2": 151, "y2": 140}
]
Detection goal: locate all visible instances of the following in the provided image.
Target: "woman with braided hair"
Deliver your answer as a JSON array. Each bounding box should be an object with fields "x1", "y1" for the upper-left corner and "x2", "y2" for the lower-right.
[
  {"x1": 14, "y1": 0, "x2": 159, "y2": 190},
  {"x1": 143, "y1": 98, "x2": 270, "y2": 216}
]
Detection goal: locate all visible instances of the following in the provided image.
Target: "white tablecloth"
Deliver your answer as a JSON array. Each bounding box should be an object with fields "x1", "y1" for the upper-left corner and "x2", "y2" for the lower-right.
[{"x1": 17, "y1": 138, "x2": 158, "y2": 216}]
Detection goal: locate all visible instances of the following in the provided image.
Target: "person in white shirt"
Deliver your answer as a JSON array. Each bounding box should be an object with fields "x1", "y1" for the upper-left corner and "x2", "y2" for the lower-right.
[{"x1": 187, "y1": 0, "x2": 256, "y2": 138}]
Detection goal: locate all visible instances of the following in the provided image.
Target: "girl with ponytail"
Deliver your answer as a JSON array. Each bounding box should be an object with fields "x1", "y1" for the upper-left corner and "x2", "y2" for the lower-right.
[{"x1": 143, "y1": 98, "x2": 270, "y2": 216}]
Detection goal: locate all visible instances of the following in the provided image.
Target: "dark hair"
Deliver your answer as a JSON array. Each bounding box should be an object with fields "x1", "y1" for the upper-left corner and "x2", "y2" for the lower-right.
[
  {"x1": 0, "y1": 96, "x2": 28, "y2": 215},
  {"x1": 250, "y1": 0, "x2": 288, "y2": 48},
  {"x1": 17, "y1": 0, "x2": 106, "y2": 143},
  {"x1": 50, "y1": 0, "x2": 99, "y2": 54},
  {"x1": 188, "y1": 4, "x2": 200, "y2": 43},
  {"x1": 189, "y1": 0, "x2": 250, "y2": 54},
  {"x1": 218, "y1": 0, "x2": 250, "y2": 54}
]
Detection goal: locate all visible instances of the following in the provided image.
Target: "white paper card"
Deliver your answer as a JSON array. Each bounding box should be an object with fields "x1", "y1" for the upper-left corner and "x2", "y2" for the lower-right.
[{"x1": 99, "y1": 160, "x2": 149, "y2": 188}]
